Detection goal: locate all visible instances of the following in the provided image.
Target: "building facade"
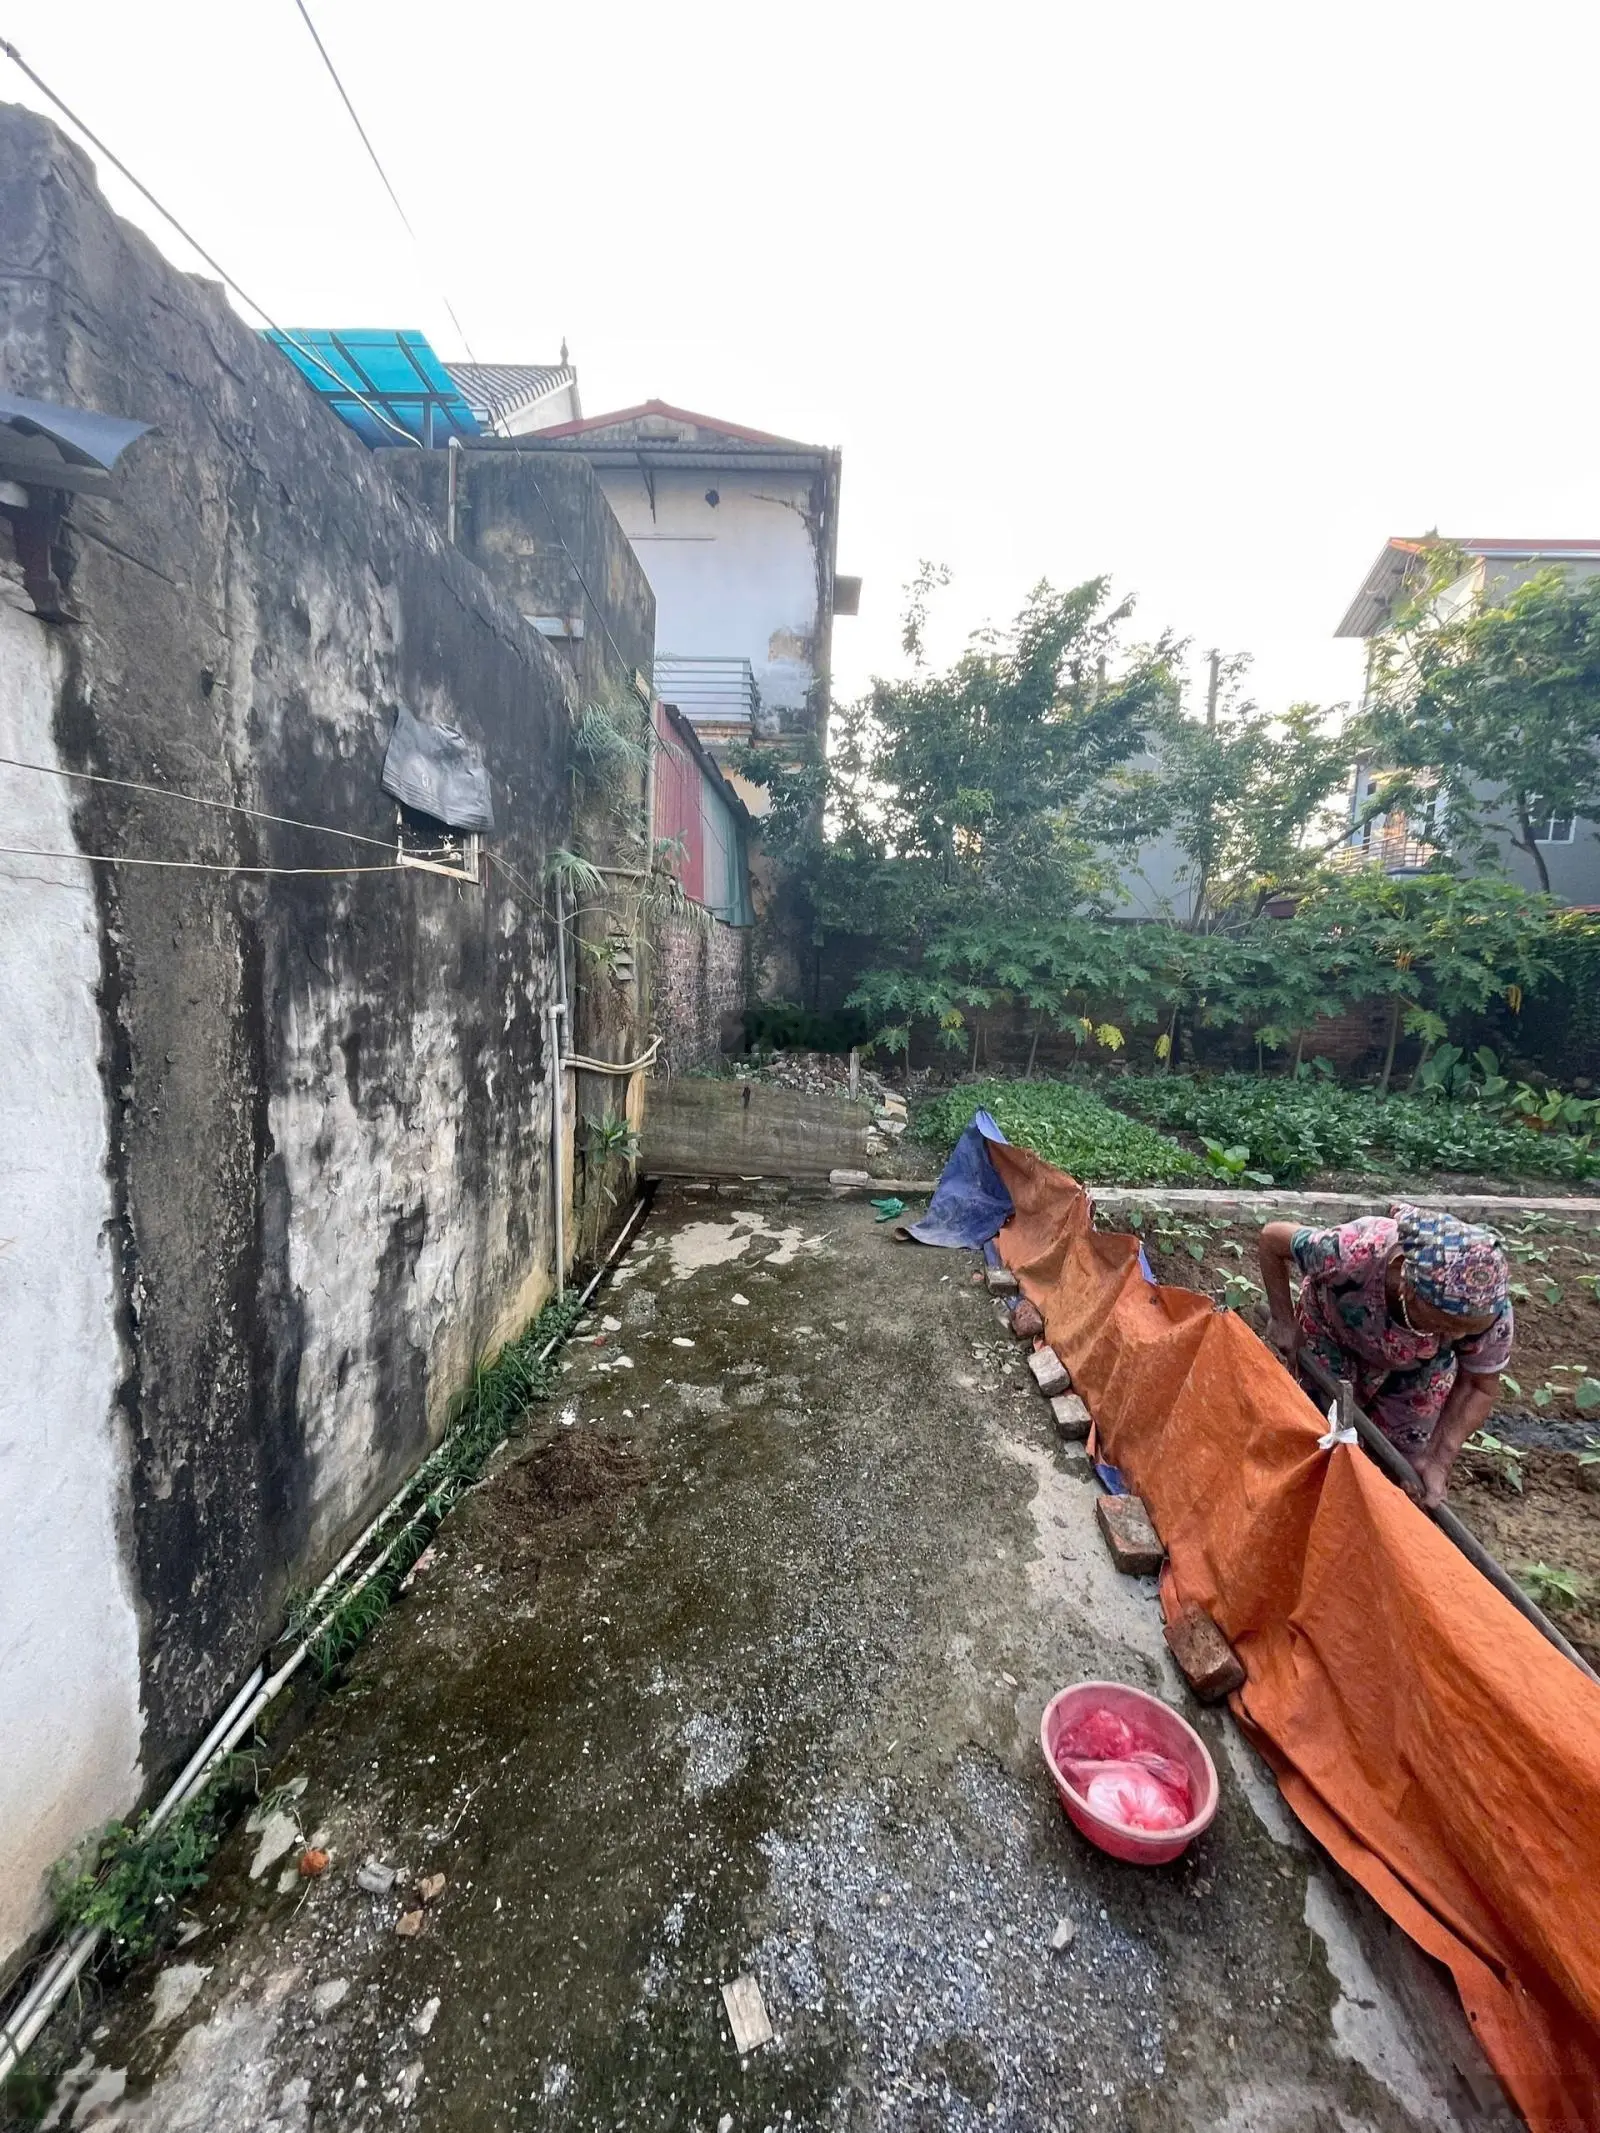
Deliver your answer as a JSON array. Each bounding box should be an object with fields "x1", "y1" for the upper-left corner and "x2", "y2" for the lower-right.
[
  {"x1": 513, "y1": 402, "x2": 855, "y2": 810},
  {"x1": 1336, "y1": 537, "x2": 1600, "y2": 905}
]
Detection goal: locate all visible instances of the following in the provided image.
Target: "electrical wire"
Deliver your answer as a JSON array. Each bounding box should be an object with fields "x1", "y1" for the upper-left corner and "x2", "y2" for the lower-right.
[
  {"x1": 0, "y1": 845, "x2": 403, "y2": 877},
  {"x1": 0, "y1": 752, "x2": 399, "y2": 852},
  {"x1": 486, "y1": 849, "x2": 551, "y2": 908},
  {"x1": 0, "y1": 35, "x2": 416, "y2": 448},
  {"x1": 289, "y1": 0, "x2": 479, "y2": 363}
]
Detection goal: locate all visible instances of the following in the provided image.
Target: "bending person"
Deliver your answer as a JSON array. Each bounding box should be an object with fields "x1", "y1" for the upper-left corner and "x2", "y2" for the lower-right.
[{"x1": 1259, "y1": 1202, "x2": 1512, "y2": 1509}]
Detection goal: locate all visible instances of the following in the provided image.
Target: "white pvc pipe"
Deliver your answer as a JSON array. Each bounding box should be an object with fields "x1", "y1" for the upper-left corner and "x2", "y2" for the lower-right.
[
  {"x1": 550, "y1": 1000, "x2": 567, "y2": 1298},
  {"x1": 563, "y1": 1036, "x2": 660, "y2": 1076},
  {"x1": 0, "y1": 1658, "x2": 266, "y2": 2079},
  {"x1": 0, "y1": 1183, "x2": 655, "y2": 2087}
]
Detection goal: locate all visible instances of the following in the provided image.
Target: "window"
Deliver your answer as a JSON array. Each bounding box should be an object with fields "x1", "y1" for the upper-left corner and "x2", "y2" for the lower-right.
[
  {"x1": 1532, "y1": 813, "x2": 1575, "y2": 846},
  {"x1": 395, "y1": 803, "x2": 482, "y2": 883}
]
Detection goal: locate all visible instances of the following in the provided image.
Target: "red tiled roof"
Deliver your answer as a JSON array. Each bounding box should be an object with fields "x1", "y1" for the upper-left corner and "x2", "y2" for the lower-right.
[{"x1": 532, "y1": 398, "x2": 799, "y2": 447}]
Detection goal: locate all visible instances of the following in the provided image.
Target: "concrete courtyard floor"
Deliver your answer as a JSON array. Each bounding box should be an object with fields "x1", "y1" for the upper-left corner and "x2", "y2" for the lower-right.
[{"x1": 41, "y1": 1187, "x2": 1516, "y2": 2132}]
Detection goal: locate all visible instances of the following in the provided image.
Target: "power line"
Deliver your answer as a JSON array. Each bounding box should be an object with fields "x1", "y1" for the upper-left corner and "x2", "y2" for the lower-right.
[
  {"x1": 0, "y1": 844, "x2": 404, "y2": 877},
  {"x1": 289, "y1": 0, "x2": 479, "y2": 363},
  {"x1": 0, "y1": 752, "x2": 398, "y2": 851},
  {"x1": 0, "y1": 34, "x2": 416, "y2": 447}
]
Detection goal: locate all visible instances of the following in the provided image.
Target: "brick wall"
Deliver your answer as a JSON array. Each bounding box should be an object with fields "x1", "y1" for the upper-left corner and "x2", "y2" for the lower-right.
[{"x1": 653, "y1": 916, "x2": 750, "y2": 1073}]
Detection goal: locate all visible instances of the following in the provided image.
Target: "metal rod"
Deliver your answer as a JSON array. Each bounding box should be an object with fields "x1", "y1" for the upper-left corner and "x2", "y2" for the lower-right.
[
  {"x1": 446, "y1": 435, "x2": 460, "y2": 545},
  {"x1": 550, "y1": 1002, "x2": 566, "y2": 1299},
  {"x1": 1299, "y1": 1353, "x2": 1600, "y2": 1683}
]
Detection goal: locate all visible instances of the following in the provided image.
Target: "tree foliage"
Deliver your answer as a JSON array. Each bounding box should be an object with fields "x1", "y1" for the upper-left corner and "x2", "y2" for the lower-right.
[
  {"x1": 739, "y1": 567, "x2": 1570, "y2": 1073},
  {"x1": 1101, "y1": 655, "x2": 1354, "y2": 926},
  {"x1": 1364, "y1": 545, "x2": 1600, "y2": 892}
]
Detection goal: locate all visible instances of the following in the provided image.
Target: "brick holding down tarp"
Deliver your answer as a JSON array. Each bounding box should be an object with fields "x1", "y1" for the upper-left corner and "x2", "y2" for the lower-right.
[{"x1": 989, "y1": 1139, "x2": 1600, "y2": 2133}]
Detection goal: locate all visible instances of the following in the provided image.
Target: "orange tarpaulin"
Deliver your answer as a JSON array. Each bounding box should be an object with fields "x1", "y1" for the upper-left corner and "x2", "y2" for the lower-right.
[{"x1": 991, "y1": 1142, "x2": 1600, "y2": 2133}]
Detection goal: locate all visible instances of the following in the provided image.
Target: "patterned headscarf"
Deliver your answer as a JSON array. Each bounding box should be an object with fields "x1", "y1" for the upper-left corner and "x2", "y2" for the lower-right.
[{"x1": 1391, "y1": 1202, "x2": 1510, "y2": 1320}]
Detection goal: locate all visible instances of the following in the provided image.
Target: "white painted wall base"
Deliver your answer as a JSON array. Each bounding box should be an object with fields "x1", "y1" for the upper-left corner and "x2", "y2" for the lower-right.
[{"x1": 0, "y1": 600, "x2": 144, "y2": 1968}]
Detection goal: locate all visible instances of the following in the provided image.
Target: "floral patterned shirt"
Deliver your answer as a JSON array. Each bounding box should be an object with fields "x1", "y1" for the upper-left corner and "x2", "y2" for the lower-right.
[{"x1": 1290, "y1": 1216, "x2": 1513, "y2": 1436}]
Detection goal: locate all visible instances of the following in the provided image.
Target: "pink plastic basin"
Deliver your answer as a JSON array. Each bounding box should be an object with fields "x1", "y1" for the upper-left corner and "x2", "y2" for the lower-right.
[{"x1": 1040, "y1": 1680, "x2": 1219, "y2": 1865}]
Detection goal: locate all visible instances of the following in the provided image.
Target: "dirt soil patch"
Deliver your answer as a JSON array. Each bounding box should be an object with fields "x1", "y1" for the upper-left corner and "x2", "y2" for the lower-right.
[
  {"x1": 1450, "y1": 1449, "x2": 1600, "y2": 1671},
  {"x1": 454, "y1": 1428, "x2": 649, "y2": 1571}
]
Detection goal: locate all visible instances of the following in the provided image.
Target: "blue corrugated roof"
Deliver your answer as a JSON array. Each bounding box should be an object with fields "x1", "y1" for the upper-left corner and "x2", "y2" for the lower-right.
[{"x1": 263, "y1": 328, "x2": 480, "y2": 447}]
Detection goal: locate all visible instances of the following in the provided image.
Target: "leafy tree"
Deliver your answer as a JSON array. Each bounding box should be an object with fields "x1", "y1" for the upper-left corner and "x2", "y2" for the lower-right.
[
  {"x1": 1364, "y1": 546, "x2": 1600, "y2": 893},
  {"x1": 741, "y1": 574, "x2": 1181, "y2": 1047},
  {"x1": 1099, "y1": 656, "x2": 1355, "y2": 929},
  {"x1": 1283, "y1": 870, "x2": 1557, "y2": 1092}
]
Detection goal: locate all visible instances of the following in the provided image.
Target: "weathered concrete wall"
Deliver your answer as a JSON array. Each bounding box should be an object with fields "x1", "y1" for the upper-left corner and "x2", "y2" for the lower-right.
[
  {"x1": 0, "y1": 105, "x2": 642, "y2": 1972},
  {"x1": 0, "y1": 602, "x2": 143, "y2": 1971},
  {"x1": 385, "y1": 446, "x2": 654, "y2": 709},
  {"x1": 640, "y1": 1079, "x2": 871, "y2": 1177},
  {"x1": 653, "y1": 915, "x2": 750, "y2": 1074}
]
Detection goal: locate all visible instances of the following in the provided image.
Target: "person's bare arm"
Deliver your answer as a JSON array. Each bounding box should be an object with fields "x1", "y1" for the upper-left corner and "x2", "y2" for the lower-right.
[
  {"x1": 1258, "y1": 1221, "x2": 1301, "y2": 1365},
  {"x1": 1412, "y1": 1370, "x2": 1498, "y2": 1511}
]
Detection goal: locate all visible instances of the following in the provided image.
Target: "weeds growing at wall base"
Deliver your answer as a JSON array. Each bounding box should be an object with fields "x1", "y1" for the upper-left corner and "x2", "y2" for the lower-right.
[
  {"x1": 44, "y1": 1287, "x2": 589, "y2": 1987},
  {"x1": 299, "y1": 1288, "x2": 586, "y2": 1675},
  {"x1": 49, "y1": 1753, "x2": 261, "y2": 1966}
]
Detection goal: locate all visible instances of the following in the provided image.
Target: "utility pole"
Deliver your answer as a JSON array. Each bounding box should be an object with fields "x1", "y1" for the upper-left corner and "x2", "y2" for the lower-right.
[{"x1": 1205, "y1": 649, "x2": 1221, "y2": 729}]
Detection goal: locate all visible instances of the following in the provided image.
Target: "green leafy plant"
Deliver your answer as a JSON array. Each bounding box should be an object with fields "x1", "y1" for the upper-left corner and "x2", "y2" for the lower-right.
[
  {"x1": 1199, "y1": 1136, "x2": 1273, "y2": 1186},
  {"x1": 915, "y1": 1077, "x2": 1202, "y2": 1186},
  {"x1": 1118, "y1": 1071, "x2": 1600, "y2": 1186},
  {"x1": 51, "y1": 1754, "x2": 260, "y2": 1966},
  {"x1": 1464, "y1": 1429, "x2": 1525, "y2": 1493},
  {"x1": 1221, "y1": 1270, "x2": 1265, "y2": 1312},
  {"x1": 1414, "y1": 1044, "x2": 1510, "y2": 1106},
  {"x1": 1519, "y1": 1561, "x2": 1582, "y2": 1610},
  {"x1": 567, "y1": 697, "x2": 650, "y2": 809}
]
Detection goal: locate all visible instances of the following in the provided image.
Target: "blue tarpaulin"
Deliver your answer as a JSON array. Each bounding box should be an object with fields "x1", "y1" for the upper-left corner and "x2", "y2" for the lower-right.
[{"x1": 905, "y1": 1109, "x2": 1013, "y2": 1246}]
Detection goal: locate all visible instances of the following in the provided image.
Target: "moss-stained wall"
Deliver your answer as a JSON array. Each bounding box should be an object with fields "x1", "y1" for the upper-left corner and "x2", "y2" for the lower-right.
[{"x1": 0, "y1": 104, "x2": 650, "y2": 1973}]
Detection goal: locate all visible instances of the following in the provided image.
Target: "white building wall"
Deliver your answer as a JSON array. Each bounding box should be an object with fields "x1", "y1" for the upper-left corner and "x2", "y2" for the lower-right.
[
  {"x1": 0, "y1": 603, "x2": 144, "y2": 1968},
  {"x1": 503, "y1": 382, "x2": 581, "y2": 436},
  {"x1": 596, "y1": 466, "x2": 820, "y2": 723}
]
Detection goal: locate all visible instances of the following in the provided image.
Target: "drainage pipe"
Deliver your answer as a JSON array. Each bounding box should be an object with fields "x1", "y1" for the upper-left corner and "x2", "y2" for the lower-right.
[
  {"x1": 0, "y1": 1658, "x2": 267, "y2": 2080},
  {"x1": 550, "y1": 1000, "x2": 567, "y2": 1298},
  {"x1": 0, "y1": 1177, "x2": 654, "y2": 2086}
]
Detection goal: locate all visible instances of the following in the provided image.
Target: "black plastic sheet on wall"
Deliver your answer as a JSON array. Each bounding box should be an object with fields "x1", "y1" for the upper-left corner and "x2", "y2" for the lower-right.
[{"x1": 380, "y1": 704, "x2": 495, "y2": 832}]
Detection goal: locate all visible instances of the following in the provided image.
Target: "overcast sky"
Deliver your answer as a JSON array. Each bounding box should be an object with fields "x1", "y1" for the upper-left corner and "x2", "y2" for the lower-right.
[{"x1": 6, "y1": 1, "x2": 1597, "y2": 718}]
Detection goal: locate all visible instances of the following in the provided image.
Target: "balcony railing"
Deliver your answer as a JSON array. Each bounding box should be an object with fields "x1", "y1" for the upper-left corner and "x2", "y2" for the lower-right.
[
  {"x1": 653, "y1": 655, "x2": 757, "y2": 728},
  {"x1": 1333, "y1": 815, "x2": 1440, "y2": 875}
]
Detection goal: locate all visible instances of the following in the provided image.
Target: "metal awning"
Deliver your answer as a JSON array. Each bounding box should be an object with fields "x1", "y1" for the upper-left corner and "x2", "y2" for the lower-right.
[
  {"x1": 264, "y1": 328, "x2": 481, "y2": 448},
  {"x1": 0, "y1": 392, "x2": 152, "y2": 495}
]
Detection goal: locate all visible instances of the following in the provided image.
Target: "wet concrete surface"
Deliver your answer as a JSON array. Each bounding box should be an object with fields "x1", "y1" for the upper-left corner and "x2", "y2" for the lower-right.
[{"x1": 37, "y1": 1188, "x2": 1509, "y2": 2132}]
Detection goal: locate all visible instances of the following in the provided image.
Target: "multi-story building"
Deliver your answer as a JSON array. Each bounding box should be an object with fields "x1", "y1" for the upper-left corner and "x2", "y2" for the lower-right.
[
  {"x1": 514, "y1": 399, "x2": 856, "y2": 813},
  {"x1": 1335, "y1": 536, "x2": 1600, "y2": 904}
]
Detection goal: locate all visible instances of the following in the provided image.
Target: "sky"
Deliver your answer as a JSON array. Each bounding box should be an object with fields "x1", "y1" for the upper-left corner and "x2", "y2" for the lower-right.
[{"x1": 6, "y1": 0, "x2": 1599, "y2": 720}]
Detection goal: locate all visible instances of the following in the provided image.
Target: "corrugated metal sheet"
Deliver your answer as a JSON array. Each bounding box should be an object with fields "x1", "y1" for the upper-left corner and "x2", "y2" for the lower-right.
[
  {"x1": 652, "y1": 704, "x2": 751, "y2": 926},
  {"x1": 445, "y1": 362, "x2": 574, "y2": 431}
]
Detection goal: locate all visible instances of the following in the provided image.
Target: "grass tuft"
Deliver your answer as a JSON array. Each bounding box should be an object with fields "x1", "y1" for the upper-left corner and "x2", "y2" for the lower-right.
[{"x1": 303, "y1": 1287, "x2": 587, "y2": 1679}]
